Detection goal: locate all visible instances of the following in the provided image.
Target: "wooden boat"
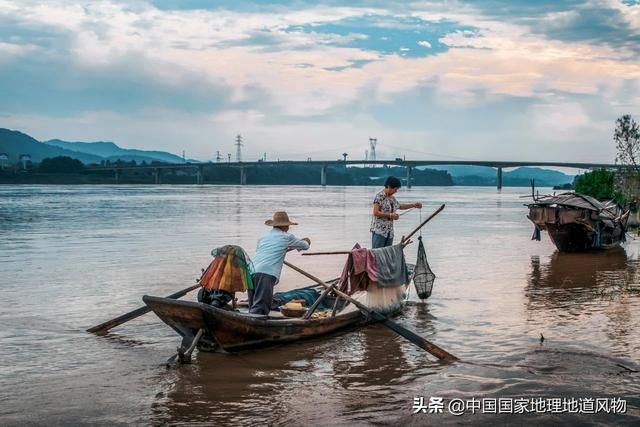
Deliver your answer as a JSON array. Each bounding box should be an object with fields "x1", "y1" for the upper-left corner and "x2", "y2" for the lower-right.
[
  {"x1": 527, "y1": 192, "x2": 629, "y2": 252},
  {"x1": 143, "y1": 280, "x2": 408, "y2": 357}
]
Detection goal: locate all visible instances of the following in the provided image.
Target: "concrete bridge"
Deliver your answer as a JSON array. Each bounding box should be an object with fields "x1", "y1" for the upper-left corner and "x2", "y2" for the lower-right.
[{"x1": 87, "y1": 159, "x2": 621, "y2": 188}]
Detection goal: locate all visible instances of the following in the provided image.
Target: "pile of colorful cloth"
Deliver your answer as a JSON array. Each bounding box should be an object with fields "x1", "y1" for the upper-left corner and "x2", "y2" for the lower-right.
[
  {"x1": 338, "y1": 243, "x2": 409, "y2": 294},
  {"x1": 199, "y1": 245, "x2": 253, "y2": 293},
  {"x1": 338, "y1": 243, "x2": 410, "y2": 313}
]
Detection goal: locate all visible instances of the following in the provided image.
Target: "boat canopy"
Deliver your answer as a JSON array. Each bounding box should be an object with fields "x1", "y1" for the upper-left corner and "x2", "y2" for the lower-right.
[{"x1": 529, "y1": 192, "x2": 623, "y2": 219}]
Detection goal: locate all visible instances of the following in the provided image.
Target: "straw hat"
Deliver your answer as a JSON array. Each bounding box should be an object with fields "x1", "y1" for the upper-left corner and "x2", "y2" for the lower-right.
[{"x1": 265, "y1": 211, "x2": 298, "y2": 227}]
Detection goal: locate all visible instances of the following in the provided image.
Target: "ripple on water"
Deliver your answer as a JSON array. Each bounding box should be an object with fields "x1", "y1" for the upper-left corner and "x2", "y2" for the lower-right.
[{"x1": 0, "y1": 185, "x2": 638, "y2": 425}]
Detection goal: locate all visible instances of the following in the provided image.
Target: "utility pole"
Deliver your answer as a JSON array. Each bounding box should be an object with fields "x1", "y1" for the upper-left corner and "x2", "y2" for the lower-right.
[
  {"x1": 228, "y1": 153, "x2": 231, "y2": 163},
  {"x1": 182, "y1": 150, "x2": 186, "y2": 162},
  {"x1": 235, "y1": 134, "x2": 243, "y2": 163}
]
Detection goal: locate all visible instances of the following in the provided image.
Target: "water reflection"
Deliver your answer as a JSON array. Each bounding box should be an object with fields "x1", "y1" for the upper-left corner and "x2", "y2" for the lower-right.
[
  {"x1": 526, "y1": 248, "x2": 632, "y2": 309},
  {"x1": 410, "y1": 301, "x2": 438, "y2": 331},
  {"x1": 152, "y1": 324, "x2": 414, "y2": 425},
  {"x1": 526, "y1": 247, "x2": 640, "y2": 357},
  {"x1": 334, "y1": 326, "x2": 409, "y2": 388},
  {"x1": 151, "y1": 352, "x2": 281, "y2": 425}
]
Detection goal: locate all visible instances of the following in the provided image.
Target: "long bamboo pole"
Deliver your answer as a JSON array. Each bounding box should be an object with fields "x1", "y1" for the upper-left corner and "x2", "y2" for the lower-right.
[
  {"x1": 399, "y1": 207, "x2": 415, "y2": 216},
  {"x1": 303, "y1": 204, "x2": 444, "y2": 256},
  {"x1": 401, "y1": 204, "x2": 445, "y2": 244},
  {"x1": 302, "y1": 251, "x2": 352, "y2": 256}
]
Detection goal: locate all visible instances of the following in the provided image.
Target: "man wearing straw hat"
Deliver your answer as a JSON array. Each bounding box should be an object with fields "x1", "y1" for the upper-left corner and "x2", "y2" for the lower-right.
[{"x1": 249, "y1": 211, "x2": 311, "y2": 315}]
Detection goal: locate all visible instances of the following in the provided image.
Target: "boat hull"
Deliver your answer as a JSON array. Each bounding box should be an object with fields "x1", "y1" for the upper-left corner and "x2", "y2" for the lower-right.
[
  {"x1": 528, "y1": 205, "x2": 627, "y2": 252},
  {"x1": 143, "y1": 295, "x2": 387, "y2": 352}
]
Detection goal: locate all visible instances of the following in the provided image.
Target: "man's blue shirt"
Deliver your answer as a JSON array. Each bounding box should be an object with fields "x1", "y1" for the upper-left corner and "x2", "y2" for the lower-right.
[{"x1": 251, "y1": 228, "x2": 309, "y2": 281}]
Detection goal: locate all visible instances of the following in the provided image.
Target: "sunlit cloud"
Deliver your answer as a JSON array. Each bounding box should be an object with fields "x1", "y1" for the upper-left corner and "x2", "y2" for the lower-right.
[{"x1": 0, "y1": 0, "x2": 639, "y2": 162}]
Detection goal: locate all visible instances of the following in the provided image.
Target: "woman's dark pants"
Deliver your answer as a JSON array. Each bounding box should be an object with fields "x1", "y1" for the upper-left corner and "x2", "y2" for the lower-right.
[{"x1": 371, "y1": 232, "x2": 393, "y2": 249}]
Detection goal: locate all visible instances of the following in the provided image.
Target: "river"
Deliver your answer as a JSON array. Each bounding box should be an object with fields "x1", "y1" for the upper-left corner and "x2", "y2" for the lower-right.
[{"x1": 0, "y1": 185, "x2": 638, "y2": 425}]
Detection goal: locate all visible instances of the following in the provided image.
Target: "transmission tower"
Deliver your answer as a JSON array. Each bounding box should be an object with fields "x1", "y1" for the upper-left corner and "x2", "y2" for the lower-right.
[
  {"x1": 369, "y1": 138, "x2": 377, "y2": 163},
  {"x1": 216, "y1": 151, "x2": 222, "y2": 162},
  {"x1": 235, "y1": 134, "x2": 243, "y2": 162}
]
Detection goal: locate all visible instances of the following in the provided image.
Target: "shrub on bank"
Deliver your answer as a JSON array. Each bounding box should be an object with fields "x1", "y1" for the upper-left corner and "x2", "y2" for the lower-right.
[
  {"x1": 39, "y1": 156, "x2": 85, "y2": 174},
  {"x1": 574, "y1": 169, "x2": 625, "y2": 205}
]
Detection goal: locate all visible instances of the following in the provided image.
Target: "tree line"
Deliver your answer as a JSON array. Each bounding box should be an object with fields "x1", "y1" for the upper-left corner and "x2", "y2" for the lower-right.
[
  {"x1": 1, "y1": 158, "x2": 455, "y2": 186},
  {"x1": 575, "y1": 114, "x2": 639, "y2": 206}
]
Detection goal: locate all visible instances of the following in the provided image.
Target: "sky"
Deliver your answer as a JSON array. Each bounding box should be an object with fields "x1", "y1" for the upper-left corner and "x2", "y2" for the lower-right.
[{"x1": 0, "y1": 0, "x2": 639, "y2": 162}]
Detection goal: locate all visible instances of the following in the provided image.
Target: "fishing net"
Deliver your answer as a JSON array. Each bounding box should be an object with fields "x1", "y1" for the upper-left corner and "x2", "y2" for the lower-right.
[
  {"x1": 199, "y1": 245, "x2": 253, "y2": 293},
  {"x1": 413, "y1": 235, "x2": 435, "y2": 300}
]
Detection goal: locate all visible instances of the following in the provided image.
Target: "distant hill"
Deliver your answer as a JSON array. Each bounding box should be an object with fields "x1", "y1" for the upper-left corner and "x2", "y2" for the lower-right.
[
  {"x1": 0, "y1": 128, "x2": 191, "y2": 165},
  {"x1": 505, "y1": 167, "x2": 572, "y2": 186},
  {"x1": 0, "y1": 128, "x2": 576, "y2": 187},
  {"x1": 427, "y1": 165, "x2": 574, "y2": 187},
  {"x1": 0, "y1": 128, "x2": 103, "y2": 164},
  {"x1": 44, "y1": 139, "x2": 190, "y2": 164},
  {"x1": 428, "y1": 165, "x2": 496, "y2": 179}
]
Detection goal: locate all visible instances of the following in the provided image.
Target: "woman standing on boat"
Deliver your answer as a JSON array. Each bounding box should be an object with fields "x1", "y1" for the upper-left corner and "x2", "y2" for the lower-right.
[
  {"x1": 371, "y1": 176, "x2": 422, "y2": 248},
  {"x1": 249, "y1": 211, "x2": 311, "y2": 315}
]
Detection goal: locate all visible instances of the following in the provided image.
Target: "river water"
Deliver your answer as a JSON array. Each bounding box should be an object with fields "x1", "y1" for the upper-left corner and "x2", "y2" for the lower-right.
[{"x1": 0, "y1": 185, "x2": 638, "y2": 426}]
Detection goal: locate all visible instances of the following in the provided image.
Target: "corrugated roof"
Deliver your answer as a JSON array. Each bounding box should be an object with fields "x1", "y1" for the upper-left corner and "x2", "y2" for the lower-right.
[{"x1": 529, "y1": 192, "x2": 623, "y2": 219}]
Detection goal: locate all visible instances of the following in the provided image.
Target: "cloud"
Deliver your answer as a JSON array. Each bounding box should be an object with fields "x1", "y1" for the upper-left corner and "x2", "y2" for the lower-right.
[
  {"x1": 0, "y1": 48, "x2": 244, "y2": 116},
  {"x1": 458, "y1": 0, "x2": 640, "y2": 55},
  {"x1": 0, "y1": 41, "x2": 35, "y2": 56},
  {"x1": 0, "y1": 0, "x2": 639, "y2": 162}
]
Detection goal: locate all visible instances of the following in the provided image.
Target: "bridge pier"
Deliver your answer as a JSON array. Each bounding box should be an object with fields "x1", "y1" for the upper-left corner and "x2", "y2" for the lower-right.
[
  {"x1": 196, "y1": 166, "x2": 203, "y2": 185},
  {"x1": 406, "y1": 166, "x2": 412, "y2": 189},
  {"x1": 497, "y1": 167, "x2": 503, "y2": 190},
  {"x1": 153, "y1": 168, "x2": 161, "y2": 185},
  {"x1": 114, "y1": 169, "x2": 119, "y2": 184},
  {"x1": 240, "y1": 167, "x2": 247, "y2": 185},
  {"x1": 321, "y1": 165, "x2": 327, "y2": 186}
]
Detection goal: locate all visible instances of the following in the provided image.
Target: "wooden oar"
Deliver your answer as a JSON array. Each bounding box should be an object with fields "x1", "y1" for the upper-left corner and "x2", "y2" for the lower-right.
[
  {"x1": 86, "y1": 283, "x2": 200, "y2": 334},
  {"x1": 88, "y1": 249, "x2": 226, "y2": 334},
  {"x1": 283, "y1": 260, "x2": 458, "y2": 362}
]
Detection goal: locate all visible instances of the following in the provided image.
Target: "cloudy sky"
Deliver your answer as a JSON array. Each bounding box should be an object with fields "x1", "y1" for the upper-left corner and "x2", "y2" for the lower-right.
[{"x1": 1, "y1": 0, "x2": 639, "y2": 162}]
